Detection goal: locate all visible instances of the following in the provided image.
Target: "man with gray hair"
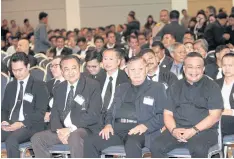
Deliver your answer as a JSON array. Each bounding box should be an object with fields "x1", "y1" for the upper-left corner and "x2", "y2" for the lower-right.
[{"x1": 193, "y1": 39, "x2": 215, "y2": 65}]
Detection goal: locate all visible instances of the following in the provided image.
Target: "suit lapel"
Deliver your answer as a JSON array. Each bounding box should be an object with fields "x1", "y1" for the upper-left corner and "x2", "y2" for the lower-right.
[
  {"x1": 74, "y1": 75, "x2": 86, "y2": 97},
  {"x1": 136, "y1": 79, "x2": 151, "y2": 100}
]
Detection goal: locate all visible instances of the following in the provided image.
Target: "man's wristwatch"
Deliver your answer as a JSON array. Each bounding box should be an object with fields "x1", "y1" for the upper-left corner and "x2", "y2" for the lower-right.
[{"x1": 192, "y1": 126, "x2": 200, "y2": 134}]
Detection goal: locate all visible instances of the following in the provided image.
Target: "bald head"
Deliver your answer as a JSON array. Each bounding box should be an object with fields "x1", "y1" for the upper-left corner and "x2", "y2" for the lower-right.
[{"x1": 17, "y1": 39, "x2": 30, "y2": 54}]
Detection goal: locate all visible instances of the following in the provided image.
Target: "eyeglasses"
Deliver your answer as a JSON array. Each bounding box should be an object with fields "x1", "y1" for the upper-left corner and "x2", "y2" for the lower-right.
[
  {"x1": 86, "y1": 65, "x2": 98, "y2": 69},
  {"x1": 50, "y1": 64, "x2": 60, "y2": 69}
]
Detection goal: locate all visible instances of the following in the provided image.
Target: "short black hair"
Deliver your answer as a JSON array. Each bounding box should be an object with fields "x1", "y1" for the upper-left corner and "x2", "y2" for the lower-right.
[
  {"x1": 181, "y1": 9, "x2": 186, "y2": 13},
  {"x1": 47, "y1": 30, "x2": 54, "y2": 34},
  {"x1": 170, "y1": 10, "x2": 180, "y2": 19},
  {"x1": 10, "y1": 52, "x2": 29, "y2": 67},
  {"x1": 127, "y1": 55, "x2": 146, "y2": 65},
  {"x1": 184, "y1": 52, "x2": 204, "y2": 64},
  {"x1": 85, "y1": 50, "x2": 102, "y2": 63},
  {"x1": 24, "y1": 19, "x2": 29, "y2": 23},
  {"x1": 56, "y1": 36, "x2": 65, "y2": 41},
  {"x1": 222, "y1": 53, "x2": 234, "y2": 61},
  {"x1": 207, "y1": 6, "x2": 217, "y2": 15},
  {"x1": 139, "y1": 48, "x2": 155, "y2": 56},
  {"x1": 217, "y1": 12, "x2": 228, "y2": 19},
  {"x1": 151, "y1": 41, "x2": 165, "y2": 49},
  {"x1": 128, "y1": 35, "x2": 138, "y2": 42},
  {"x1": 77, "y1": 37, "x2": 86, "y2": 43},
  {"x1": 137, "y1": 32, "x2": 146, "y2": 38},
  {"x1": 103, "y1": 48, "x2": 121, "y2": 59},
  {"x1": 184, "y1": 30, "x2": 196, "y2": 40},
  {"x1": 98, "y1": 27, "x2": 105, "y2": 32},
  {"x1": 39, "y1": 12, "x2": 48, "y2": 20},
  {"x1": 106, "y1": 31, "x2": 115, "y2": 38},
  {"x1": 49, "y1": 36, "x2": 56, "y2": 41},
  {"x1": 66, "y1": 31, "x2": 72, "y2": 38},
  {"x1": 60, "y1": 55, "x2": 80, "y2": 68},
  {"x1": 94, "y1": 36, "x2": 104, "y2": 43},
  {"x1": 215, "y1": 45, "x2": 229, "y2": 53}
]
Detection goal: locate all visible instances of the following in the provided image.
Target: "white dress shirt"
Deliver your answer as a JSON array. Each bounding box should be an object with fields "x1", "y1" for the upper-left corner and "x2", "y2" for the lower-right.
[
  {"x1": 101, "y1": 69, "x2": 119, "y2": 110},
  {"x1": 159, "y1": 55, "x2": 166, "y2": 66},
  {"x1": 221, "y1": 81, "x2": 234, "y2": 116},
  {"x1": 216, "y1": 68, "x2": 223, "y2": 79},
  {"x1": 128, "y1": 48, "x2": 133, "y2": 58},
  {"x1": 56, "y1": 47, "x2": 64, "y2": 56},
  {"x1": 106, "y1": 43, "x2": 115, "y2": 49},
  {"x1": 64, "y1": 80, "x2": 79, "y2": 132},
  {"x1": 147, "y1": 67, "x2": 160, "y2": 82},
  {"x1": 9, "y1": 75, "x2": 30, "y2": 121}
]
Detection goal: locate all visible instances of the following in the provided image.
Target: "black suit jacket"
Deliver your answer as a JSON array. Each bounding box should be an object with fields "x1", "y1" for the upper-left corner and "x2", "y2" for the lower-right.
[
  {"x1": 158, "y1": 68, "x2": 178, "y2": 88},
  {"x1": 50, "y1": 74, "x2": 102, "y2": 133},
  {"x1": 51, "y1": 47, "x2": 73, "y2": 56},
  {"x1": 105, "y1": 79, "x2": 167, "y2": 148},
  {"x1": 205, "y1": 62, "x2": 220, "y2": 79},
  {"x1": 159, "y1": 56, "x2": 173, "y2": 70},
  {"x1": 1, "y1": 75, "x2": 49, "y2": 132},
  {"x1": 215, "y1": 78, "x2": 234, "y2": 109},
  {"x1": 95, "y1": 69, "x2": 130, "y2": 89}
]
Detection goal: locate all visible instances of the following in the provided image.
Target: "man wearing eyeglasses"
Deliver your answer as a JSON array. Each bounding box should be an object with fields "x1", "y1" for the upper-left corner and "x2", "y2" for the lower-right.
[{"x1": 44, "y1": 56, "x2": 65, "y2": 126}]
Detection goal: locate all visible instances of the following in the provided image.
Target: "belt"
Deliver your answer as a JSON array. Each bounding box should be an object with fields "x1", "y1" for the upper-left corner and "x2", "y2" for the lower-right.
[{"x1": 115, "y1": 118, "x2": 137, "y2": 124}]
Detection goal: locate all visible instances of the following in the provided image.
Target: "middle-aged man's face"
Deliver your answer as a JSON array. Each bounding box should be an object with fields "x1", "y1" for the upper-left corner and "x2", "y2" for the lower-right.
[
  {"x1": 102, "y1": 50, "x2": 120, "y2": 73},
  {"x1": 138, "y1": 35, "x2": 147, "y2": 46},
  {"x1": 17, "y1": 40, "x2": 29, "y2": 54},
  {"x1": 171, "y1": 45, "x2": 186, "y2": 64},
  {"x1": 50, "y1": 58, "x2": 62, "y2": 79},
  {"x1": 193, "y1": 43, "x2": 206, "y2": 59},
  {"x1": 185, "y1": 43, "x2": 194, "y2": 54},
  {"x1": 56, "y1": 38, "x2": 65, "y2": 49},
  {"x1": 222, "y1": 56, "x2": 234, "y2": 78},
  {"x1": 183, "y1": 56, "x2": 204, "y2": 83},
  {"x1": 95, "y1": 39, "x2": 104, "y2": 50},
  {"x1": 77, "y1": 41, "x2": 87, "y2": 51},
  {"x1": 162, "y1": 34, "x2": 175, "y2": 48},
  {"x1": 142, "y1": 52, "x2": 158, "y2": 73},
  {"x1": 12, "y1": 38, "x2": 19, "y2": 48},
  {"x1": 107, "y1": 33, "x2": 116, "y2": 45},
  {"x1": 229, "y1": 17, "x2": 234, "y2": 26},
  {"x1": 128, "y1": 58, "x2": 147, "y2": 86},
  {"x1": 160, "y1": 10, "x2": 169, "y2": 24},
  {"x1": 61, "y1": 58, "x2": 80, "y2": 84},
  {"x1": 86, "y1": 59, "x2": 101, "y2": 75},
  {"x1": 183, "y1": 33, "x2": 194, "y2": 44},
  {"x1": 216, "y1": 48, "x2": 230, "y2": 61},
  {"x1": 129, "y1": 38, "x2": 139, "y2": 49},
  {"x1": 11, "y1": 61, "x2": 30, "y2": 80},
  {"x1": 152, "y1": 46, "x2": 165, "y2": 61},
  {"x1": 50, "y1": 37, "x2": 57, "y2": 47}
]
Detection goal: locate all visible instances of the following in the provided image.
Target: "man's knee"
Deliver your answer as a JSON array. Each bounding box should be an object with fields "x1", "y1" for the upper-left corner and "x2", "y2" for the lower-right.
[
  {"x1": 31, "y1": 132, "x2": 42, "y2": 145},
  {"x1": 125, "y1": 136, "x2": 142, "y2": 149},
  {"x1": 190, "y1": 145, "x2": 209, "y2": 158}
]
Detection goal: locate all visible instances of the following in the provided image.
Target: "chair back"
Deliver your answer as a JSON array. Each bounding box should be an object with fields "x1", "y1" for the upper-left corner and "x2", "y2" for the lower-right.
[
  {"x1": 30, "y1": 66, "x2": 46, "y2": 81},
  {"x1": 45, "y1": 63, "x2": 53, "y2": 82}
]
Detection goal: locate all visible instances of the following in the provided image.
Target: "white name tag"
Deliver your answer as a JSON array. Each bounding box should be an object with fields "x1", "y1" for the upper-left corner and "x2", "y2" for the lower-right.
[
  {"x1": 49, "y1": 98, "x2": 54, "y2": 108},
  {"x1": 143, "y1": 96, "x2": 154, "y2": 106},
  {"x1": 74, "y1": 94, "x2": 85, "y2": 106},
  {"x1": 23, "y1": 93, "x2": 33, "y2": 103}
]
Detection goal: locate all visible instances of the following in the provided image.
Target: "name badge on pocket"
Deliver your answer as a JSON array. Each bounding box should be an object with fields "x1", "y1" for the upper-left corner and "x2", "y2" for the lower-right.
[
  {"x1": 74, "y1": 94, "x2": 85, "y2": 106},
  {"x1": 23, "y1": 93, "x2": 33, "y2": 103},
  {"x1": 143, "y1": 96, "x2": 154, "y2": 106}
]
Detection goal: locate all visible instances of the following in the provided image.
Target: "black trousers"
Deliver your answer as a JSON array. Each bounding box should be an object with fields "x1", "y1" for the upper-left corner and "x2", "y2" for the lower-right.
[
  {"x1": 221, "y1": 115, "x2": 234, "y2": 136},
  {"x1": 83, "y1": 123, "x2": 145, "y2": 158},
  {"x1": 1, "y1": 127, "x2": 35, "y2": 158},
  {"x1": 150, "y1": 129, "x2": 218, "y2": 158}
]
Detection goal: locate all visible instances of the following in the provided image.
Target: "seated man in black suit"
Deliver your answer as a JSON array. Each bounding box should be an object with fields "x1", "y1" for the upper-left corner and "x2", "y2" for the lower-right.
[
  {"x1": 151, "y1": 52, "x2": 223, "y2": 158},
  {"x1": 94, "y1": 36, "x2": 105, "y2": 53},
  {"x1": 151, "y1": 41, "x2": 173, "y2": 70},
  {"x1": 205, "y1": 45, "x2": 230, "y2": 79},
  {"x1": 95, "y1": 48, "x2": 130, "y2": 125},
  {"x1": 215, "y1": 53, "x2": 234, "y2": 136},
  {"x1": 127, "y1": 35, "x2": 141, "y2": 58},
  {"x1": 77, "y1": 36, "x2": 89, "y2": 60},
  {"x1": 50, "y1": 36, "x2": 72, "y2": 56},
  {"x1": 104, "y1": 31, "x2": 124, "y2": 49},
  {"x1": 31, "y1": 55, "x2": 102, "y2": 158},
  {"x1": 16, "y1": 39, "x2": 37, "y2": 67},
  {"x1": 1, "y1": 52, "x2": 49, "y2": 158},
  {"x1": 140, "y1": 48, "x2": 177, "y2": 89},
  {"x1": 84, "y1": 55, "x2": 167, "y2": 158},
  {"x1": 83, "y1": 50, "x2": 104, "y2": 79},
  {"x1": 44, "y1": 56, "x2": 65, "y2": 125}
]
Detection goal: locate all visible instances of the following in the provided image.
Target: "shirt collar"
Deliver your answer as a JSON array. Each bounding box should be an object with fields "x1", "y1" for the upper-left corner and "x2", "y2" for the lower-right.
[
  {"x1": 159, "y1": 54, "x2": 165, "y2": 64},
  {"x1": 56, "y1": 47, "x2": 64, "y2": 51},
  {"x1": 67, "y1": 80, "x2": 79, "y2": 90},
  {"x1": 172, "y1": 62, "x2": 183, "y2": 68},
  {"x1": 107, "y1": 43, "x2": 115, "y2": 48},
  {"x1": 107, "y1": 69, "x2": 118, "y2": 79},
  {"x1": 148, "y1": 67, "x2": 160, "y2": 76},
  {"x1": 184, "y1": 75, "x2": 204, "y2": 87},
  {"x1": 18, "y1": 74, "x2": 30, "y2": 85}
]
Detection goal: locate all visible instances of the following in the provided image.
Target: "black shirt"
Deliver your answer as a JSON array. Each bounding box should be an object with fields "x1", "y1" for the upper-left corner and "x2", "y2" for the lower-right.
[
  {"x1": 225, "y1": 26, "x2": 234, "y2": 45},
  {"x1": 166, "y1": 76, "x2": 223, "y2": 129},
  {"x1": 115, "y1": 83, "x2": 140, "y2": 120}
]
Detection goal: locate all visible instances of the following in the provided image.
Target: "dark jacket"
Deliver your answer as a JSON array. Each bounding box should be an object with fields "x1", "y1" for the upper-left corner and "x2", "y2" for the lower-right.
[
  {"x1": 158, "y1": 68, "x2": 178, "y2": 88},
  {"x1": 204, "y1": 21, "x2": 228, "y2": 51},
  {"x1": 205, "y1": 62, "x2": 220, "y2": 79},
  {"x1": 215, "y1": 78, "x2": 234, "y2": 109},
  {"x1": 105, "y1": 79, "x2": 167, "y2": 148},
  {"x1": 156, "y1": 21, "x2": 186, "y2": 43},
  {"x1": 124, "y1": 20, "x2": 140, "y2": 37},
  {"x1": 50, "y1": 74, "x2": 102, "y2": 133},
  {"x1": 159, "y1": 56, "x2": 173, "y2": 70},
  {"x1": 50, "y1": 47, "x2": 73, "y2": 56},
  {"x1": 1, "y1": 75, "x2": 49, "y2": 132}
]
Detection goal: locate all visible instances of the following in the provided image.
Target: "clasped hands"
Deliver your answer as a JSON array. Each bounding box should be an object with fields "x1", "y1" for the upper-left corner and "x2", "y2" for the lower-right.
[
  {"x1": 56, "y1": 128, "x2": 71, "y2": 144},
  {"x1": 171, "y1": 128, "x2": 197, "y2": 142},
  {"x1": 1, "y1": 121, "x2": 24, "y2": 132},
  {"x1": 99, "y1": 124, "x2": 148, "y2": 140}
]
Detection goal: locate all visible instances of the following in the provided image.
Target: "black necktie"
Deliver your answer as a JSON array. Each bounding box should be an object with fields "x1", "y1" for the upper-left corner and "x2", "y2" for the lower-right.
[
  {"x1": 53, "y1": 80, "x2": 61, "y2": 89},
  {"x1": 102, "y1": 77, "x2": 113, "y2": 111},
  {"x1": 11, "y1": 81, "x2": 24, "y2": 122},
  {"x1": 62, "y1": 85, "x2": 74, "y2": 121},
  {"x1": 148, "y1": 74, "x2": 156, "y2": 81}
]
